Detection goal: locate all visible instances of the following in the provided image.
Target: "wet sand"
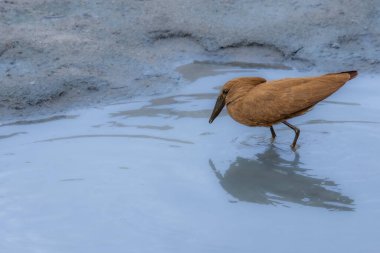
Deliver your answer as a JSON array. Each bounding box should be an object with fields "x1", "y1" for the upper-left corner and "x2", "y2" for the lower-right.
[{"x1": 1, "y1": 0, "x2": 380, "y2": 119}]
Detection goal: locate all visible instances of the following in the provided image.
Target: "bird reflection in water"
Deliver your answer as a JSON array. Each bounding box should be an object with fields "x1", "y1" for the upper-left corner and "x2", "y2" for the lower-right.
[{"x1": 209, "y1": 145, "x2": 354, "y2": 211}]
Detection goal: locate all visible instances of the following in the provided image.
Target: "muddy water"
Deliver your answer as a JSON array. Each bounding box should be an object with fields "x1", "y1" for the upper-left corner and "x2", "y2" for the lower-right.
[{"x1": 1, "y1": 62, "x2": 380, "y2": 252}]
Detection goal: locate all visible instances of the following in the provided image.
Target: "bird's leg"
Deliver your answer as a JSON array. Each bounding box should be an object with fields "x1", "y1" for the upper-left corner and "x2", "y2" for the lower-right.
[
  {"x1": 282, "y1": 121, "x2": 300, "y2": 149},
  {"x1": 270, "y1": 126, "x2": 276, "y2": 139}
]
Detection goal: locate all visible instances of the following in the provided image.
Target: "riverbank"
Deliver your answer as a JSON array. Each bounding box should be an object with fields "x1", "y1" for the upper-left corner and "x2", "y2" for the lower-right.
[{"x1": 1, "y1": 0, "x2": 379, "y2": 119}]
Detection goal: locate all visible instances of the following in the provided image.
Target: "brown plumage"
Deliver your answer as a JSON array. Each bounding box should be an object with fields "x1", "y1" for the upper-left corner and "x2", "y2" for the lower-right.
[{"x1": 209, "y1": 71, "x2": 358, "y2": 149}]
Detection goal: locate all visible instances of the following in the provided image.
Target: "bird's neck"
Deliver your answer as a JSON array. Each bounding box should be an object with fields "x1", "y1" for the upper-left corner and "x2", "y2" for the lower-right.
[{"x1": 226, "y1": 83, "x2": 255, "y2": 105}]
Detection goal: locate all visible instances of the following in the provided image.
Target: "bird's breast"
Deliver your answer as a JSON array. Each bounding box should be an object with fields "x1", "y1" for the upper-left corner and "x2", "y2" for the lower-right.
[{"x1": 226, "y1": 100, "x2": 275, "y2": 127}]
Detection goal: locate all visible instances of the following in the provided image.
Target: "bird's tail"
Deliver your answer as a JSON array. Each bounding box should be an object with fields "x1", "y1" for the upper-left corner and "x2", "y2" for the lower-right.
[
  {"x1": 326, "y1": 70, "x2": 358, "y2": 80},
  {"x1": 340, "y1": 70, "x2": 358, "y2": 80}
]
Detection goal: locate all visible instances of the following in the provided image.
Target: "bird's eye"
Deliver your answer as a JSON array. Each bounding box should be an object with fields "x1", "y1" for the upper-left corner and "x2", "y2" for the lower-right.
[{"x1": 222, "y1": 89, "x2": 228, "y2": 94}]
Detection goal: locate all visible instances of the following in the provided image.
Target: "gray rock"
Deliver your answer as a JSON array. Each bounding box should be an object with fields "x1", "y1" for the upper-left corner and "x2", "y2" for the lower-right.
[{"x1": 331, "y1": 43, "x2": 341, "y2": 49}]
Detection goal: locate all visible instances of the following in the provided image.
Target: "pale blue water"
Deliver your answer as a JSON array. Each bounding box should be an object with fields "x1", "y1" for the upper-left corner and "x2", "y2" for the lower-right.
[{"x1": 1, "y1": 63, "x2": 379, "y2": 252}]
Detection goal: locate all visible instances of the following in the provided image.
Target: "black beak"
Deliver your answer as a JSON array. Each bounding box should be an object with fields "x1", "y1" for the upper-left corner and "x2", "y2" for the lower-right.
[{"x1": 209, "y1": 94, "x2": 226, "y2": 124}]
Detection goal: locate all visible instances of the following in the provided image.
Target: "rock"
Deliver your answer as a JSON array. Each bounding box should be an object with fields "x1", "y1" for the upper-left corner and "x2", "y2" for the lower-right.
[{"x1": 331, "y1": 43, "x2": 341, "y2": 49}]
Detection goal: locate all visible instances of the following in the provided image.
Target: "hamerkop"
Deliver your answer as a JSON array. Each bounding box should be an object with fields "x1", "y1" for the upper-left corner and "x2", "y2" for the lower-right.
[{"x1": 209, "y1": 71, "x2": 358, "y2": 149}]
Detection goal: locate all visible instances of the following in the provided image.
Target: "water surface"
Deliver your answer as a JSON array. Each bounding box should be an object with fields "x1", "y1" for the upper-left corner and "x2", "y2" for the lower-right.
[{"x1": 1, "y1": 63, "x2": 379, "y2": 252}]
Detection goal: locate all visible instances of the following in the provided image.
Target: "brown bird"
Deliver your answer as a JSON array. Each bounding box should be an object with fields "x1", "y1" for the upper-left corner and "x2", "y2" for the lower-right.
[{"x1": 209, "y1": 71, "x2": 358, "y2": 149}]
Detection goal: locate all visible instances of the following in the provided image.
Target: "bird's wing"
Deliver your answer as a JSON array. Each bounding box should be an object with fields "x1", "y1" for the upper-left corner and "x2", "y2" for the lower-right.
[{"x1": 244, "y1": 72, "x2": 353, "y2": 123}]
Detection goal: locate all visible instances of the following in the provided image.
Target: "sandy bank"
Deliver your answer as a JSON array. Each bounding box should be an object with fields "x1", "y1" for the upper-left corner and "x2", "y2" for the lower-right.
[{"x1": 1, "y1": 0, "x2": 379, "y2": 119}]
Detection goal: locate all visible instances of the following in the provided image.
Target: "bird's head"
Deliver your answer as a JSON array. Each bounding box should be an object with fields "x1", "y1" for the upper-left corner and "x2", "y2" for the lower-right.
[
  {"x1": 209, "y1": 77, "x2": 266, "y2": 124},
  {"x1": 208, "y1": 81, "x2": 236, "y2": 124}
]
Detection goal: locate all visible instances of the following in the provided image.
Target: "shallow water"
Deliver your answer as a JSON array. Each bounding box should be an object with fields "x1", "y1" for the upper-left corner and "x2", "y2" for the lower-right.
[{"x1": 1, "y1": 63, "x2": 380, "y2": 252}]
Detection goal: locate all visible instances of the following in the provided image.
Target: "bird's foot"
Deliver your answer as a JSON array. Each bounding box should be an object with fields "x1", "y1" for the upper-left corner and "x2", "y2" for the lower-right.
[{"x1": 290, "y1": 144, "x2": 298, "y2": 151}]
